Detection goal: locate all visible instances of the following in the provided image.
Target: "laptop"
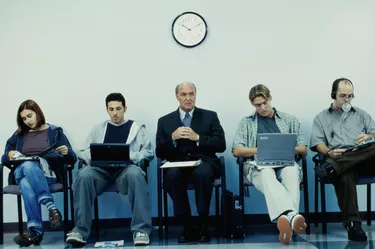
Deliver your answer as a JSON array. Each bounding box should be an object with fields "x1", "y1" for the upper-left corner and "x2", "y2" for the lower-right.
[
  {"x1": 255, "y1": 133, "x2": 296, "y2": 167},
  {"x1": 90, "y1": 143, "x2": 131, "y2": 167}
]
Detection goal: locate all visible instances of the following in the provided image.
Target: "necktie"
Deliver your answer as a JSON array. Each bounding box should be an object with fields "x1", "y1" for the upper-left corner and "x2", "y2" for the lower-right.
[{"x1": 183, "y1": 113, "x2": 192, "y2": 127}]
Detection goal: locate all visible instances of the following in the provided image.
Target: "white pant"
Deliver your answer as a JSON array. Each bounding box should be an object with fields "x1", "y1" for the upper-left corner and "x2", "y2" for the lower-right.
[{"x1": 247, "y1": 162, "x2": 302, "y2": 222}]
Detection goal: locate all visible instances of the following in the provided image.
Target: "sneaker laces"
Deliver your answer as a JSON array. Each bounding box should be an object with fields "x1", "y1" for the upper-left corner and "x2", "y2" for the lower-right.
[{"x1": 135, "y1": 232, "x2": 146, "y2": 238}]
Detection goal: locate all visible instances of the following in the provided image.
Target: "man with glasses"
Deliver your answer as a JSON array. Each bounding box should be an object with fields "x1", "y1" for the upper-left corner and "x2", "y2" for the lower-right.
[
  {"x1": 310, "y1": 78, "x2": 375, "y2": 241},
  {"x1": 232, "y1": 84, "x2": 307, "y2": 245},
  {"x1": 156, "y1": 82, "x2": 226, "y2": 243}
]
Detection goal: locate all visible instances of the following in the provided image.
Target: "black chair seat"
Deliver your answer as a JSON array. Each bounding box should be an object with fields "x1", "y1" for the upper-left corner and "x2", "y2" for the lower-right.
[
  {"x1": 357, "y1": 176, "x2": 375, "y2": 185},
  {"x1": 3, "y1": 183, "x2": 64, "y2": 195}
]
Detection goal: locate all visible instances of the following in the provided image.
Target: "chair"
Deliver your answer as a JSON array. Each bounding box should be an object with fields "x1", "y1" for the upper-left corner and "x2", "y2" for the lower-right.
[
  {"x1": 0, "y1": 159, "x2": 75, "y2": 245},
  {"x1": 312, "y1": 153, "x2": 375, "y2": 233},
  {"x1": 77, "y1": 158, "x2": 150, "y2": 239},
  {"x1": 157, "y1": 156, "x2": 227, "y2": 239},
  {"x1": 237, "y1": 155, "x2": 310, "y2": 234}
]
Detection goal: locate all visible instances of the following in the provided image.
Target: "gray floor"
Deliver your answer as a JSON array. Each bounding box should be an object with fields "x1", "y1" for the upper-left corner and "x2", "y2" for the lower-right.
[{"x1": 0, "y1": 223, "x2": 373, "y2": 249}]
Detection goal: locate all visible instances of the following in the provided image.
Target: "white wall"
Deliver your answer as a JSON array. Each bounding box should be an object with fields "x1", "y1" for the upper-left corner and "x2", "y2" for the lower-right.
[{"x1": 1, "y1": 1, "x2": 375, "y2": 223}]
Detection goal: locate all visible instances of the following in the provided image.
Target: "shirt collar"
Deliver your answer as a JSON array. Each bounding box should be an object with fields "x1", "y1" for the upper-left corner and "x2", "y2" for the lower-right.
[
  {"x1": 328, "y1": 103, "x2": 356, "y2": 113},
  {"x1": 179, "y1": 108, "x2": 195, "y2": 120},
  {"x1": 248, "y1": 107, "x2": 281, "y2": 120}
]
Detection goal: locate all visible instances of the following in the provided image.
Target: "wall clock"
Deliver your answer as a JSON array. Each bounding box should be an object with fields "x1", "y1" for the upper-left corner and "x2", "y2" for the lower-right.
[{"x1": 171, "y1": 12, "x2": 208, "y2": 48}]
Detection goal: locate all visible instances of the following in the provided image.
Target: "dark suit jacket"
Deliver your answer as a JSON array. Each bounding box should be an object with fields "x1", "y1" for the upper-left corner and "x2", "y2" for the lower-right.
[{"x1": 156, "y1": 107, "x2": 226, "y2": 178}]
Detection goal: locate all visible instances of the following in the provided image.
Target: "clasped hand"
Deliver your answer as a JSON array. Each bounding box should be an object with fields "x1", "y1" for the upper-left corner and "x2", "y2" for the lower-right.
[{"x1": 172, "y1": 127, "x2": 198, "y2": 141}]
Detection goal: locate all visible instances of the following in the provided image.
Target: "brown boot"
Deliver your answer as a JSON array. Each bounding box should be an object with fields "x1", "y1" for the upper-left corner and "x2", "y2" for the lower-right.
[
  {"x1": 49, "y1": 207, "x2": 63, "y2": 228},
  {"x1": 14, "y1": 228, "x2": 43, "y2": 246}
]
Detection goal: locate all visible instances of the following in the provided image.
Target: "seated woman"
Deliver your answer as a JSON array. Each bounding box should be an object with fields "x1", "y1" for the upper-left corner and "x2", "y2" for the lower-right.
[{"x1": 1, "y1": 99, "x2": 77, "y2": 246}]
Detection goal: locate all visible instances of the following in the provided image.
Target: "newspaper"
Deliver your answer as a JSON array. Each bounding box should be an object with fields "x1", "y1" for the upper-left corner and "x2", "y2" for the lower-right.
[{"x1": 94, "y1": 240, "x2": 124, "y2": 248}]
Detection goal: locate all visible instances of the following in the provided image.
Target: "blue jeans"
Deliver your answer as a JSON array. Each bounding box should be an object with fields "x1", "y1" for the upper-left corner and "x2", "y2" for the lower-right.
[{"x1": 14, "y1": 161, "x2": 56, "y2": 235}]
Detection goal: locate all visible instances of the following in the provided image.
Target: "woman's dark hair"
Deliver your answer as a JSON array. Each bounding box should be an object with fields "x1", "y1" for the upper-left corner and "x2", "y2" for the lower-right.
[{"x1": 16, "y1": 100, "x2": 46, "y2": 135}]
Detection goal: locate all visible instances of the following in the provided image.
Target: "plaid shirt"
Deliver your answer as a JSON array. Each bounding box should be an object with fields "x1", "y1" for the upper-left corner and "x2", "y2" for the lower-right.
[{"x1": 232, "y1": 109, "x2": 305, "y2": 177}]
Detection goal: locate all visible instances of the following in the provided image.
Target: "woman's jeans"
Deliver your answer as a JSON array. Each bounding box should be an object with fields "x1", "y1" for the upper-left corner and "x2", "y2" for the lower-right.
[{"x1": 14, "y1": 161, "x2": 56, "y2": 235}]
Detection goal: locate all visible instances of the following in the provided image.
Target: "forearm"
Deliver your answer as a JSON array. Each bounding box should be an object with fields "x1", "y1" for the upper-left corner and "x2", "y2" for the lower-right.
[
  {"x1": 316, "y1": 144, "x2": 330, "y2": 156},
  {"x1": 295, "y1": 145, "x2": 307, "y2": 156},
  {"x1": 232, "y1": 146, "x2": 257, "y2": 158}
]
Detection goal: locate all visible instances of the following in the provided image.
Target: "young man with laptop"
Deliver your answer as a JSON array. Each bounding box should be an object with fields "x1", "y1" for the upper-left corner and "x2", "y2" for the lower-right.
[
  {"x1": 232, "y1": 84, "x2": 307, "y2": 245},
  {"x1": 66, "y1": 93, "x2": 154, "y2": 246},
  {"x1": 310, "y1": 78, "x2": 375, "y2": 241}
]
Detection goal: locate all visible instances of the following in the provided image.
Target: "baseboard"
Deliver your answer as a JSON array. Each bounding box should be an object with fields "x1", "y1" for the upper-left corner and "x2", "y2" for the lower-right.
[{"x1": 3, "y1": 211, "x2": 374, "y2": 233}]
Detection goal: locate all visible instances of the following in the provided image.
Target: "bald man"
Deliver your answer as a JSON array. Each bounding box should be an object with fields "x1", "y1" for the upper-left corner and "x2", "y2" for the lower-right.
[{"x1": 156, "y1": 82, "x2": 226, "y2": 243}]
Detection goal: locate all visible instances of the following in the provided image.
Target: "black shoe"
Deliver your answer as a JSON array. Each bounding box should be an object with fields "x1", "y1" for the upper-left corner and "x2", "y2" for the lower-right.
[
  {"x1": 49, "y1": 207, "x2": 63, "y2": 228},
  {"x1": 13, "y1": 227, "x2": 43, "y2": 247},
  {"x1": 346, "y1": 221, "x2": 368, "y2": 241},
  {"x1": 314, "y1": 162, "x2": 336, "y2": 182},
  {"x1": 178, "y1": 229, "x2": 199, "y2": 243},
  {"x1": 197, "y1": 224, "x2": 211, "y2": 242}
]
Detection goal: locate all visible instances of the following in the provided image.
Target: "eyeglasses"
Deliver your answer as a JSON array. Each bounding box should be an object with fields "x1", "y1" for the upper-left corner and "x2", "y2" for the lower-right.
[{"x1": 337, "y1": 93, "x2": 354, "y2": 99}]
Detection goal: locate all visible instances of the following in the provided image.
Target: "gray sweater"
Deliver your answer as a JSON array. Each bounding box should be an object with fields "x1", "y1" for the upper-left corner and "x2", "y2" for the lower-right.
[{"x1": 77, "y1": 120, "x2": 154, "y2": 167}]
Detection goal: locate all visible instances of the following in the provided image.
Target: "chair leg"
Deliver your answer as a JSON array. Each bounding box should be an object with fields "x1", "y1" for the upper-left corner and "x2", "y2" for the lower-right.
[
  {"x1": 303, "y1": 182, "x2": 310, "y2": 234},
  {"x1": 221, "y1": 186, "x2": 227, "y2": 237},
  {"x1": 367, "y1": 184, "x2": 371, "y2": 226},
  {"x1": 0, "y1": 193, "x2": 3, "y2": 245},
  {"x1": 17, "y1": 195, "x2": 23, "y2": 235},
  {"x1": 69, "y1": 170, "x2": 75, "y2": 227},
  {"x1": 320, "y1": 182, "x2": 327, "y2": 234},
  {"x1": 314, "y1": 176, "x2": 319, "y2": 228},
  {"x1": 215, "y1": 186, "x2": 219, "y2": 233},
  {"x1": 157, "y1": 169, "x2": 163, "y2": 239},
  {"x1": 94, "y1": 198, "x2": 99, "y2": 239},
  {"x1": 163, "y1": 188, "x2": 169, "y2": 235},
  {"x1": 63, "y1": 186, "x2": 69, "y2": 239}
]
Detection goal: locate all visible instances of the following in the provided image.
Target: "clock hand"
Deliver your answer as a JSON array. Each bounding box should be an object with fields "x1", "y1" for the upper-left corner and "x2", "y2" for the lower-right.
[
  {"x1": 190, "y1": 22, "x2": 202, "y2": 29},
  {"x1": 182, "y1": 24, "x2": 191, "y2": 31}
]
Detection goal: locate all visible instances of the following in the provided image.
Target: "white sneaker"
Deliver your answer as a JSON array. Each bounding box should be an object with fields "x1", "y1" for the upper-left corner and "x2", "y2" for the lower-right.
[
  {"x1": 66, "y1": 232, "x2": 86, "y2": 246},
  {"x1": 133, "y1": 231, "x2": 150, "y2": 246}
]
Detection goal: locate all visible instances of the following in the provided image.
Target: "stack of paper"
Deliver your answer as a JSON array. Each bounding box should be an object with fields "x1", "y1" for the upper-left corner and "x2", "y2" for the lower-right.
[{"x1": 160, "y1": 159, "x2": 202, "y2": 168}]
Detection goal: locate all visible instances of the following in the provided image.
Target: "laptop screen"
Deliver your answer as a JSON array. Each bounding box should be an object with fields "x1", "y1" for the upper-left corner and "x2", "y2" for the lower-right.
[
  {"x1": 90, "y1": 143, "x2": 130, "y2": 162},
  {"x1": 256, "y1": 133, "x2": 296, "y2": 162}
]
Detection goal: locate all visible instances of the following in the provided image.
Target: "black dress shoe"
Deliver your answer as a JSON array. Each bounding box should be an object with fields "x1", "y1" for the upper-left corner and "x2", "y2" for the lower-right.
[
  {"x1": 314, "y1": 161, "x2": 336, "y2": 182},
  {"x1": 347, "y1": 221, "x2": 368, "y2": 241},
  {"x1": 13, "y1": 227, "x2": 43, "y2": 247},
  {"x1": 197, "y1": 224, "x2": 211, "y2": 242},
  {"x1": 178, "y1": 231, "x2": 198, "y2": 243}
]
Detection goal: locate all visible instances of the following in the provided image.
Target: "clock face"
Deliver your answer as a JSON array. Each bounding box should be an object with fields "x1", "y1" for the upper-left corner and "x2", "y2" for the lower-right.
[{"x1": 172, "y1": 12, "x2": 208, "y2": 48}]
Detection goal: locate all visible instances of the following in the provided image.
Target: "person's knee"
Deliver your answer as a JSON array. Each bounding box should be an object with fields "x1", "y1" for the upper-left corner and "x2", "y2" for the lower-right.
[
  {"x1": 192, "y1": 165, "x2": 214, "y2": 180},
  {"x1": 74, "y1": 167, "x2": 96, "y2": 190},
  {"x1": 125, "y1": 166, "x2": 144, "y2": 180},
  {"x1": 164, "y1": 168, "x2": 182, "y2": 182},
  {"x1": 22, "y1": 161, "x2": 40, "y2": 175}
]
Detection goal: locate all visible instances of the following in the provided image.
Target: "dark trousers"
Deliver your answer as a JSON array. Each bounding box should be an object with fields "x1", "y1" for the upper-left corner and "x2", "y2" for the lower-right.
[
  {"x1": 163, "y1": 161, "x2": 215, "y2": 227},
  {"x1": 328, "y1": 144, "x2": 375, "y2": 225}
]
